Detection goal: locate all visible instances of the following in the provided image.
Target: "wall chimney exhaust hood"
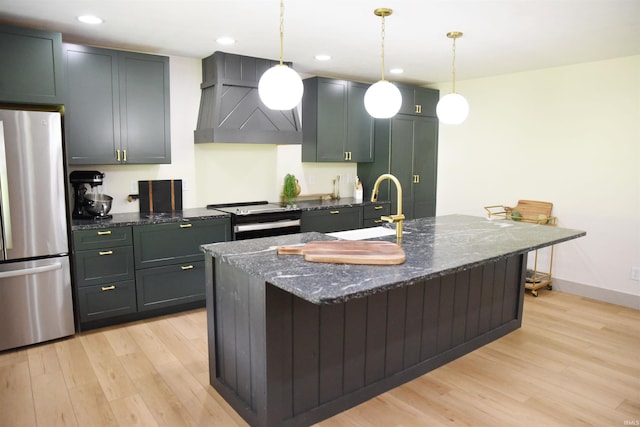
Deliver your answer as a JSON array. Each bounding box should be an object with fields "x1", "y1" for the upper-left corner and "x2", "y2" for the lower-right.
[{"x1": 194, "y1": 51, "x2": 302, "y2": 144}]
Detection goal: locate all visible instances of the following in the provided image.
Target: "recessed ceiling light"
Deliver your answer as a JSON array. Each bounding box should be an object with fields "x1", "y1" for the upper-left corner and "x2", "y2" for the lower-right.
[
  {"x1": 77, "y1": 15, "x2": 103, "y2": 25},
  {"x1": 315, "y1": 54, "x2": 331, "y2": 61},
  {"x1": 216, "y1": 37, "x2": 236, "y2": 45},
  {"x1": 389, "y1": 68, "x2": 404, "y2": 74}
]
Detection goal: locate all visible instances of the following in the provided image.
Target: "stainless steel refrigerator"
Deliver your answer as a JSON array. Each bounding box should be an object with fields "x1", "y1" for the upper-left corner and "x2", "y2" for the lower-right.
[{"x1": 0, "y1": 108, "x2": 74, "y2": 351}]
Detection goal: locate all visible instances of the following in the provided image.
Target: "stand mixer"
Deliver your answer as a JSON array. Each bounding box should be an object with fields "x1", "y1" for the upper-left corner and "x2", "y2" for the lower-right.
[{"x1": 69, "y1": 171, "x2": 113, "y2": 219}]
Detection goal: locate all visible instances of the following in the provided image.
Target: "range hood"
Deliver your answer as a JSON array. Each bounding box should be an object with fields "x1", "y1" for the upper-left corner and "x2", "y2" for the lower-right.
[{"x1": 194, "y1": 51, "x2": 302, "y2": 144}]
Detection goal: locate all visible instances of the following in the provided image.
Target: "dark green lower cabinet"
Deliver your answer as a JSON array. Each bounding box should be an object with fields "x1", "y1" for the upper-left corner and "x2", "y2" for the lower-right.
[
  {"x1": 77, "y1": 280, "x2": 137, "y2": 322},
  {"x1": 301, "y1": 206, "x2": 363, "y2": 233},
  {"x1": 136, "y1": 261, "x2": 205, "y2": 311},
  {"x1": 74, "y1": 246, "x2": 135, "y2": 287}
]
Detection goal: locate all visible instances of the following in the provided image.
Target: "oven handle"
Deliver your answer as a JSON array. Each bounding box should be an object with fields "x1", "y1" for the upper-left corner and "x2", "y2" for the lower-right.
[{"x1": 235, "y1": 219, "x2": 301, "y2": 233}]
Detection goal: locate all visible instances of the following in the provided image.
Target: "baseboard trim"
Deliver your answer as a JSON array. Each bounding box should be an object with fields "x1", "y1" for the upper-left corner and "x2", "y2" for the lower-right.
[{"x1": 552, "y1": 278, "x2": 640, "y2": 310}]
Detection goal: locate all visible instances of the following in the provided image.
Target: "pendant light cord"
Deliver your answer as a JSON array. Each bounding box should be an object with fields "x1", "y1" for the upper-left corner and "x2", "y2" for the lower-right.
[
  {"x1": 279, "y1": 0, "x2": 285, "y2": 65},
  {"x1": 380, "y1": 14, "x2": 386, "y2": 81},
  {"x1": 451, "y1": 36, "x2": 457, "y2": 93}
]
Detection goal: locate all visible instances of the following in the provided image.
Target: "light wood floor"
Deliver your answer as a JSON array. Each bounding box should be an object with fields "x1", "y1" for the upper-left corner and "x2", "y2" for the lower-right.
[{"x1": 1, "y1": 291, "x2": 638, "y2": 427}]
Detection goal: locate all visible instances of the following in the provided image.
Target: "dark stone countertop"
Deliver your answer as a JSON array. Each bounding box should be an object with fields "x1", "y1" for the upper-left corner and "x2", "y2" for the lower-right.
[
  {"x1": 71, "y1": 198, "x2": 387, "y2": 230},
  {"x1": 201, "y1": 214, "x2": 586, "y2": 305},
  {"x1": 71, "y1": 207, "x2": 229, "y2": 230}
]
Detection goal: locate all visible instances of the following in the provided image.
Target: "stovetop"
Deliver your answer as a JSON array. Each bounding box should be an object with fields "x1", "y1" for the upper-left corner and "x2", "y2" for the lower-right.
[{"x1": 206, "y1": 201, "x2": 300, "y2": 216}]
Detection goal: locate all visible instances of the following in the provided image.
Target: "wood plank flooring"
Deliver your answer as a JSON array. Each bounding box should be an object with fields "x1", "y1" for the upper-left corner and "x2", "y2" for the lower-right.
[{"x1": 1, "y1": 291, "x2": 638, "y2": 427}]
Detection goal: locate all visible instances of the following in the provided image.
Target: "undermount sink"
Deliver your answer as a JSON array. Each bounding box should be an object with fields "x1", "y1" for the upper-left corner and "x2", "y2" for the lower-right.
[{"x1": 326, "y1": 226, "x2": 398, "y2": 241}]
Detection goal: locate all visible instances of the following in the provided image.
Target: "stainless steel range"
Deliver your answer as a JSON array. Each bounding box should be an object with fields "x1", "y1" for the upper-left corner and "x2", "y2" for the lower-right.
[{"x1": 207, "y1": 201, "x2": 301, "y2": 240}]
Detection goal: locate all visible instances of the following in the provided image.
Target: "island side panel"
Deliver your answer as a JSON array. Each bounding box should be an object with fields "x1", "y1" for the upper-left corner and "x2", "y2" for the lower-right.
[{"x1": 261, "y1": 253, "x2": 527, "y2": 427}]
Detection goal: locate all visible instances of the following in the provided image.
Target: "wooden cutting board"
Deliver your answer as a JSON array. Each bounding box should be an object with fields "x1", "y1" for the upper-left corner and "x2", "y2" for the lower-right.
[{"x1": 277, "y1": 240, "x2": 406, "y2": 265}]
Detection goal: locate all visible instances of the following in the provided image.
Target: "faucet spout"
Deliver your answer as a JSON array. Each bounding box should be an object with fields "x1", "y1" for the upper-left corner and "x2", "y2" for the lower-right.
[{"x1": 370, "y1": 173, "x2": 405, "y2": 240}]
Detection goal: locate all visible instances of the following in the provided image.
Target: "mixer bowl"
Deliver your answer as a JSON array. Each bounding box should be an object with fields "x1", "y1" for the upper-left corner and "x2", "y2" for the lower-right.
[{"x1": 84, "y1": 193, "x2": 113, "y2": 217}]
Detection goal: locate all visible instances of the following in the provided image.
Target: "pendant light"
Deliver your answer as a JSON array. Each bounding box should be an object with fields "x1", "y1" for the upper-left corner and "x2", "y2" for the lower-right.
[
  {"x1": 364, "y1": 8, "x2": 402, "y2": 119},
  {"x1": 258, "y1": 0, "x2": 303, "y2": 110},
  {"x1": 436, "y1": 31, "x2": 469, "y2": 124}
]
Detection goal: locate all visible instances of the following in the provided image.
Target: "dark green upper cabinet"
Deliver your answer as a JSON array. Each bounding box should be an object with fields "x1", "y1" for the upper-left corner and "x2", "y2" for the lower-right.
[
  {"x1": 302, "y1": 77, "x2": 374, "y2": 163},
  {"x1": 64, "y1": 44, "x2": 171, "y2": 165},
  {"x1": 397, "y1": 84, "x2": 439, "y2": 117},
  {"x1": 0, "y1": 24, "x2": 64, "y2": 105},
  {"x1": 358, "y1": 84, "x2": 439, "y2": 220}
]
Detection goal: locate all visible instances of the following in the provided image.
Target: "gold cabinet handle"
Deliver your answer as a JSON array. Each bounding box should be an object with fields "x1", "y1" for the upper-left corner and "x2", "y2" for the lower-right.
[
  {"x1": 374, "y1": 205, "x2": 384, "y2": 210},
  {"x1": 329, "y1": 210, "x2": 340, "y2": 214},
  {"x1": 344, "y1": 152, "x2": 349, "y2": 161},
  {"x1": 116, "y1": 149, "x2": 121, "y2": 162},
  {"x1": 97, "y1": 230, "x2": 112, "y2": 236},
  {"x1": 415, "y1": 104, "x2": 422, "y2": 114},
  {"x1": 179, "y1": 223, "x2": 193, "y2": 228},
  {"x1": 413, "y1": 175, "x2": 420, "y2": 183},
  {"x1": 374, "y1": 219, "x2": 384, "y2": 223},
  {"x1": 123, "y1": 149, "x2": 127, "y2": 162},
  {"x1": 181, "y1": 265, "x2": 194, "y2": 270},
  {"x1": 98, "y1": 250, "x2": 113, "y2": 256},
  {"x1": 101, "y1": 285, "x2": 116, "y2": 291}
]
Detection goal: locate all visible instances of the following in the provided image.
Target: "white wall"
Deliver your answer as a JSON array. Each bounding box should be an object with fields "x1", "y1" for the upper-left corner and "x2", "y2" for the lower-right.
[
  {"x1": 432, "y1": 55, "x2": 640, "y2": 301},
  {"x1": 70, "y1": 53, "x2": 640, "y2": 304}
]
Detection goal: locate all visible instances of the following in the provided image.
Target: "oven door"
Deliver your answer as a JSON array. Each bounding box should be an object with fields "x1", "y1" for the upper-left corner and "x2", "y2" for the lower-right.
[{"x1": 233, "y1": 210, "x2": 302, "y2": 240}]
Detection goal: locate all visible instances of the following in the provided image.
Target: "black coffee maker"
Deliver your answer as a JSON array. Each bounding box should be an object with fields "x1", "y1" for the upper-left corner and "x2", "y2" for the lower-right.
[{"x1": 70, "y1": 170, "x2": 112, "y2": 219}]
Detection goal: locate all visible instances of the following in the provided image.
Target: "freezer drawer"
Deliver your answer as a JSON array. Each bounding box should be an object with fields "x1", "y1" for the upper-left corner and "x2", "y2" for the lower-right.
[{"x1": 0, "y1": 257, "x2": 74, "y2": 351}]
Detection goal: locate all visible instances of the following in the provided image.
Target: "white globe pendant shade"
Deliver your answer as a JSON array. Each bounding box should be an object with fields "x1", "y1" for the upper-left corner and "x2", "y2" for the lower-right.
[
  {"x1": 436, "y1": 93, "x2": 469, "y2": 124},
  {"x1": 258, "y1": 64, "x2": 304, "y2": 110},
  {"x1": 364, "y1": 80, "x2": 402, "y2": 119}
]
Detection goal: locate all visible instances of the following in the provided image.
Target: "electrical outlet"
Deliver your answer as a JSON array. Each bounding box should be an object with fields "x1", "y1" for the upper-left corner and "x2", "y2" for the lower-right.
[
  {"x1": 631, "y1": 267, "x2": 640, "y2": 281},
  {"x1": 130, "y1": 181, "x2": 137, "y2": 193},
  {"x1": 182, "y1": 179, "x2": 189, "y2": 191}
]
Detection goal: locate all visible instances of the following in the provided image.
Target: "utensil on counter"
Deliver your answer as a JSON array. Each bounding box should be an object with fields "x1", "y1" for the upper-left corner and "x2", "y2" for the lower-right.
[{"x1": 277, "y1": 240, "x2": 405, "y2": 265}]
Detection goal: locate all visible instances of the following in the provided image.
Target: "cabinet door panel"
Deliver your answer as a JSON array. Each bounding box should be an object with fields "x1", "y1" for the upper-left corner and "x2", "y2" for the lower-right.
[
  {"x1": 133, "y1": 219, "x2": 230, "y2": 269},
  {"x1": 316, "y1": 79, "x2": 347, "y2": 162},
  {"x1": 346, "y1": 82, "x2": 374, "y2": 162},
  {"x1": 136, "y1": 261, "x2": 205, "y2": 311},
  {"x1": 389, "y1": 116, "x2": 417, "y2": 220},
  {"x1": 119, "y1": 52, "x2": 171, "y2": 164},
  {"x1": 64, "y1": 44, "x2": 120, "y2": 164},
  {"x1": 0, "y1": 25, "x2": 63, "y2": 105},
  {"x1": 412, "y1": 117, "x2": 439, "y2": 218},
  {"x1": 77, "y1": 280, "x2": 136, "y2": 322}
]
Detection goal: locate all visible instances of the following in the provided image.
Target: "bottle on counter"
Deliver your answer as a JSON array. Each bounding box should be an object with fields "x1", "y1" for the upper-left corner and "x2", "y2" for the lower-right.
[{"x1": 354, "y1": 176, "x2": 363, "y2": 202}]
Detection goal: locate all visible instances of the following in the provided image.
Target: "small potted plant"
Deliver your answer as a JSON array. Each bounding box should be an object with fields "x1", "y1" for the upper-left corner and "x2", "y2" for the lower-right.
[{"x1": 283, "y1": 174, "x2": 300, "y2": 205}]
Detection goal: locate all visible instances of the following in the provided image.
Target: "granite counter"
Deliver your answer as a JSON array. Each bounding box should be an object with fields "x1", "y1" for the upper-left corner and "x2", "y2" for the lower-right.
[{"x1": 201, "y1": 214, "x2": 585, "y2": 304}]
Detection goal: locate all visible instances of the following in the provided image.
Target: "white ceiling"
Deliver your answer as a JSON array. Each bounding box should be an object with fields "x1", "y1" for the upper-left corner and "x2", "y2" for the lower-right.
[{"x1": 1, "y1": 0, "x2": 639, "y2": 85}]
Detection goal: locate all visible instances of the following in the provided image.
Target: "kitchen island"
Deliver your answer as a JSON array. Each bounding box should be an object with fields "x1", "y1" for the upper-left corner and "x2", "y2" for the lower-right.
[{"x1": 201, "y1": 214, "x2": 585, "y2": 427}]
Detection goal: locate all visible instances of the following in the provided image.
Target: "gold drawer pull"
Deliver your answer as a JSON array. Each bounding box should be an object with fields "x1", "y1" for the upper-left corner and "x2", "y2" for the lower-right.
[
  {"x1": 97, "y1": 230, "x2": 112, "y2": 236},
  {"x1": 374, "y1": 205, "x2": 384, "y2": 210},
  {"x1": 374, "y1": 219, "x2": 384, "y2": 223},
  {"x1": 101, "y1": 285, "x2": 116, "y2": 291},
  {"x1": 181, "y1": 265, "x2": 194, "y2": 270},
  {"x1": 116, "y1": 149, "x2": 121, "y2": 162},
  {"x1": 330, "y1": 210, "x2": 340, "y2": 214},
  {"x1": 179, "y1": 223, "x2": 193, "y2": 228},
  {"x1": 98, "y1": 250, "x2": 113, "y2": 256}
]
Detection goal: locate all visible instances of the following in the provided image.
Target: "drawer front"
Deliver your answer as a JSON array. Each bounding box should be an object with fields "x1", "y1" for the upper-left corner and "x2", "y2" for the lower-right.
[
  {"x1": 74, "y1": 246, "x2": 135, "y2": 287},
  {"x1": 73, "y1": 227, "x2": 133, "y2": 251},
  {"x1": 301, "y1": 206, "x2": 363, "y2": 233},
  {"x1": 136, "y1": 261, "x2": 205, "y2": 311},
  {"x1": 363, "y1": 203, "x2": 390, "y2": 219},
  {"x1": 133, "y1": 219, "x2": 230, "y2": 269},
  {"x1": 77, "y1": 280, "x2": 136, "y2": 322}
]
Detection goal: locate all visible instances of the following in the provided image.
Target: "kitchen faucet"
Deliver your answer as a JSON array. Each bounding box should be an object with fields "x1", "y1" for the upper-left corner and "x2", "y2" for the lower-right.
[{"x1": 371, "y1": 173, "x2": 405, "y2": 240}]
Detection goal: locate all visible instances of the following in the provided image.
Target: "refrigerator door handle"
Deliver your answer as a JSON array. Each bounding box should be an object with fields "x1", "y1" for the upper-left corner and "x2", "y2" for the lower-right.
[
  {"x1": 0, "y1": 122, "x2": 8, "y2": 260},
  {"x1": 0, "y1": 262, "x2": 62, "y2": 279}
]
